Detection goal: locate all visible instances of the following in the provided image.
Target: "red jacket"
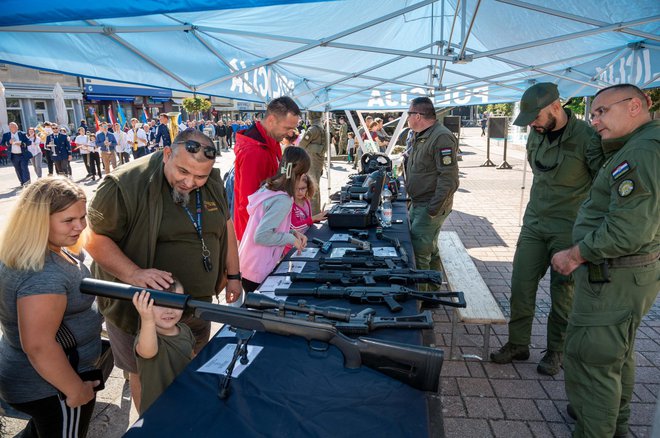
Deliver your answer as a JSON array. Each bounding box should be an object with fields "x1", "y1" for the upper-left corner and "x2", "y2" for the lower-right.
[{"x1": 233, "y1": 121, "x2": 282, "y2": 241}]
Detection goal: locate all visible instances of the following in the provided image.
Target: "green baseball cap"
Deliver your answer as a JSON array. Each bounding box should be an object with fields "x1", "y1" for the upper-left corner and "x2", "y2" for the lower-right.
[{"x1": 513, "y1": 82, "x2": 559, "y2": 126}]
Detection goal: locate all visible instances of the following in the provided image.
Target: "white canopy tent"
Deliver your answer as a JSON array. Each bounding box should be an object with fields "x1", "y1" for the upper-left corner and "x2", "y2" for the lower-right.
[{"x1": 0, "y1": 0, "x2": 657, "y2": 111}]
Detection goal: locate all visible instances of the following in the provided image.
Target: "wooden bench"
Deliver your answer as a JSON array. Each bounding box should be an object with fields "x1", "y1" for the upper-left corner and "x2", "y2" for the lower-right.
[{"x1": 439, "y1": 231, "x2": 507, "y2": 360}]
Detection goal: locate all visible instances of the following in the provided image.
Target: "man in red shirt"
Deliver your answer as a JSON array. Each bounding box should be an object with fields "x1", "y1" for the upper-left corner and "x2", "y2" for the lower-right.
[{"x1": 233, "y1": 96, "x2": 301, "y2": 241}]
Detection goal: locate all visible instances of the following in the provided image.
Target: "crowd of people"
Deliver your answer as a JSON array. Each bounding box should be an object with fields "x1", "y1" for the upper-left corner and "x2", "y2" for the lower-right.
[{"x1": 0, "y1": 83, "x2": 657, "y2": 438}]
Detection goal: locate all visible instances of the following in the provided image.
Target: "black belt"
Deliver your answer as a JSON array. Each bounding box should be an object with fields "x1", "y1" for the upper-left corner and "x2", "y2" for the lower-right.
[{"x1": 607, "y1": 252, "x2": 659, "y2": 268}]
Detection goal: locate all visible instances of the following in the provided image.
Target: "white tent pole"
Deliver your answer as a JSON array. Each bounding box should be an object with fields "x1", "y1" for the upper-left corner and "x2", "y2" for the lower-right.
[
  {"x1": 496, "y1": 0, "x2": 660, "y2": 42},
  {"x1": 196, "y1": 0, "x2": 440, "y2": 91},
  {"x1": 293, "y1": 43, "x2": 435, "y2": 99},
  {"x1": 457, "y1": 0, "x2": 482, "y2": 61},
  {"x1": 385, "y1": 114, "x2": 409, "y2": 156},
  {"x1": 306, "y1": 66, "x2": 429, "y2": 110},
  {"x1": 345, "y1": 110, "x2": 364, "y2": 151},
  {"x1": 438, "y1": 0, "x2": 462, "y2": 84},
  {"x1": 449, "y1": 45, "x2": 628, "y2": 89},
  {"x1": 84, "y1": 20, "x2": 191, "y2": 89},
  {"x1": 280, "y1": 62, "x2": 435, "y2": 89},
  {"x1": 325, "y1": 110, "x2": 332, "y2": 207},
  {"x1": 471, "y1": 16, "x2": 660, "y2": 60},
  {"x1": 590, "y1": 47, "x2": 631, "y2": 80}
]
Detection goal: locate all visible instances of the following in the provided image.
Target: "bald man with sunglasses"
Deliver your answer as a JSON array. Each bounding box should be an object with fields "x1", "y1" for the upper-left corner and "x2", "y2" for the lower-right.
[
  {"x1": 490, "y1": 83, "x2": 603, "y2": 376},
  {"x1": 85, "y1": 128, "x2": 241, "y2": 411}
]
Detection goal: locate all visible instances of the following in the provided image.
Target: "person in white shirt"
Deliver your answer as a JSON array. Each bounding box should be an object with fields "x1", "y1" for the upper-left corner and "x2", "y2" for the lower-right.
[
  {"x1": 74, "y1": 127, "x2": 93, "y2": 179},
  {"x1": 126, "y1": 118, "x2": 148, "y2": 159},
  {"x1": 26, "y1": 127, "x2": 43, "y2": 179},
  {"x1": 113, "y1": 123, "x2": 130, "y2": 165}
]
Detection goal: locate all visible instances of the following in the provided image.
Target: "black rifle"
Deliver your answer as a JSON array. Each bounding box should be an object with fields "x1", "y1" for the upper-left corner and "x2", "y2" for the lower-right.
[
  {"x1": 274, "y1": 285, "x2": 466, "y2": 312},
  {"x1": 244, "y1": 293, "x2": 434, "y2": 335},
  {"x1": 318, "y1": 256, "x2": 405, "y2": 270},
  {"x1": 80, "y1": 279, "x2": 443, "y2": 392},
  {"x1": 289, "y1": 268, "x2": 442, "y2": 286}
]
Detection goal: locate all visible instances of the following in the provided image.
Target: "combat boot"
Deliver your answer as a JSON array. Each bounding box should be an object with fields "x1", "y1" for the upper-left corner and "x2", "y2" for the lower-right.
[
  {"x1": 537, "y1": 350, "x2": 562, "y2": 376},
  {"x1": 490, "y1": 342, "x2": 530, "y2": 364}
]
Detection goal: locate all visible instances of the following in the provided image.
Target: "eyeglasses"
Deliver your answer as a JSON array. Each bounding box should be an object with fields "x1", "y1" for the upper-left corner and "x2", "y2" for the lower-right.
[
  {"x1": 296, "y1": 186, "x2": 308, "y2": 192},
  {"x1": 176, "y1": 139, "x2": 217, "y2": 160},
  {"x1": 589, "y1": 97, "x2": 632, "y2": 122}
]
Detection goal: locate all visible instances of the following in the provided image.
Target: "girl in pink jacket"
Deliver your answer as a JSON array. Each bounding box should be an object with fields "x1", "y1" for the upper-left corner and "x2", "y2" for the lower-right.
[{"x1": 238, "y1": 147, "x2": 311, "y2": 292}]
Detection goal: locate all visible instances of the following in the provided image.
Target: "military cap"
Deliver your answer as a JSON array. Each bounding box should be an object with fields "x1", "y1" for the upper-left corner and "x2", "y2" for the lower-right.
[{"x1": 513, "y1": 82, "x2": 560, "y2": 126}]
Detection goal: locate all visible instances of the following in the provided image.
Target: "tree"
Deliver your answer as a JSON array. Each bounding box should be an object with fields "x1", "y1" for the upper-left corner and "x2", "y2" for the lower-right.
[
  {"x1": 485, "y1": 103, "x2": 514, "y2": 116},
  {"x1": 647, "y1": 87, "x2": 659, "y2": 113},
  {"x1": 564, "y1": 97, "x2": 586, "y2": 116},
  {"x1": 182, "y1": 97, "x2": 212, "y2": 120}
]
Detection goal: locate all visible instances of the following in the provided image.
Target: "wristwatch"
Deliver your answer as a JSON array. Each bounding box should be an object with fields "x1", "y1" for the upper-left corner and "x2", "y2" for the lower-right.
[{"x1": 227, "y1": 272, "x2": 242, "y2": 281}]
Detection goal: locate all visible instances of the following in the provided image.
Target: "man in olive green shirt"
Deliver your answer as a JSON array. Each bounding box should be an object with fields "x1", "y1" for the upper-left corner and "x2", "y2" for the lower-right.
[
  {"x1": 490, "y1": 83, "x2": 602, "y2": 376},
  {"x1": 85, "y1": 128, "x2": 242, "y2": 411},
  {"x1": 552, "y1": 84, "x2": 659, "y2": 438},
  {"x1": 405, "y1": 97, "x2": 459, "y2": 284}
]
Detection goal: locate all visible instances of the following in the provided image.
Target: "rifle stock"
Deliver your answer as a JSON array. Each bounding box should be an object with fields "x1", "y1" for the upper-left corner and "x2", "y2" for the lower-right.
[{"x1": 80, "y1": 278, "x2": 442, "y2": 392}]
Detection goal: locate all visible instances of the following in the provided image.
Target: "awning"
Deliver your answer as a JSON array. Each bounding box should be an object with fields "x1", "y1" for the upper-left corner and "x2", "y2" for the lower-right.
[{"x1": 86, "y1": 94, "x2": 135, "y2": 102}]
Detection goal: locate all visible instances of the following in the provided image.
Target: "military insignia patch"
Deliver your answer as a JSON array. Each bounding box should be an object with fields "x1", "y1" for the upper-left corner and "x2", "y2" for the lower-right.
[
  {"x1": 442, "y1": 155, "x2": 452, "y2": 165},
  {"x1": 204, "y1": 201, "x2": 218, "y2": 211},
  {"x1": 440, "y1": 148, "x2": 452, "y2": 155},
  {"x1": 617, "y1": 179, "x2": 634, "y2": 197},
  {"x1": 611, "y1": 161, "x2": 630, "y2": 180}
]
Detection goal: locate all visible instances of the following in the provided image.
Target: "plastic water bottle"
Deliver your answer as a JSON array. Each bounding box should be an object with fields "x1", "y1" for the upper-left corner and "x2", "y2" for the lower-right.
[{"x1": 382, "y1": 186, "x2": 393, "y2": 227}]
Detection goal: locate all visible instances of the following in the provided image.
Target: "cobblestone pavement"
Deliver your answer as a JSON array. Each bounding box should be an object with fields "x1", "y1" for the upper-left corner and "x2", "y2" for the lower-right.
[{"x1": 1, "y1": 128, "x2": 658, "y2": 437}]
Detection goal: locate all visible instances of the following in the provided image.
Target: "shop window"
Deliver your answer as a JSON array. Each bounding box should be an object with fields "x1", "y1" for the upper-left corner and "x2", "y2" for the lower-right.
[{"x1": 7, "y1": 98, "x2": 24, "y2": 130}]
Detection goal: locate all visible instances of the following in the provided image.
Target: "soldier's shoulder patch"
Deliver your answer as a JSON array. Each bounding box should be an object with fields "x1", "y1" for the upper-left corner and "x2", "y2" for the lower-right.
[
  {"x1": 617, "y1": 179, "x2": 634, "y2": 197},
  {"x1": 440, "y1": 148, "x2": 452, "y2": 156},
  {"x1": 611, "y1": 161, "x2": 630, "y2": 180},
  {"x1": 442, "y1": 155, "x2": 453, "y2": 165}
]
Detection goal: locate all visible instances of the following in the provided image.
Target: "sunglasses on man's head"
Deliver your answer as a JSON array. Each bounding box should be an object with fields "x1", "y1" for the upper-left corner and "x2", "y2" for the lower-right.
[{"x1": 177, "y1": 139, "x2": 217, "y2": 160}]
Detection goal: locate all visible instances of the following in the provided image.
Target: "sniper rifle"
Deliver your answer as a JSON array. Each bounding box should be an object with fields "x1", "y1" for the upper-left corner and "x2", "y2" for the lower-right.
[{"x1": 80, "y1": 278, "x2": 443, "y2": 392}]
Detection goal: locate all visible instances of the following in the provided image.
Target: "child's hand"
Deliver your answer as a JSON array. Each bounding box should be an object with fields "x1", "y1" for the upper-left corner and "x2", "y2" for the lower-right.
[
  {"x1": 293, "y1": 235, "x2": 306, "y2": 254},
  {"x1": 313, "y1": 211, "x2": 328, "y2": 222},
  {"x1": 132, "y1": 290, "x2": 155, "y2": 324}
]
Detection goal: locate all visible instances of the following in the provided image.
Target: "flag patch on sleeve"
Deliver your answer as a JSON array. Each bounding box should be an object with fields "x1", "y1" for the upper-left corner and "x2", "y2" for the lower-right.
[
  {"x1": 611, "y1": 161, "x2": 630, "y2": 180},
  {"x1": 440, "y1": 148, "x2": 452, "y2": 155}
]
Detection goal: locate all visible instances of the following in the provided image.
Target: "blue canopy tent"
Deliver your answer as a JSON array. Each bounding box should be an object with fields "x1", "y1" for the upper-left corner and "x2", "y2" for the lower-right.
[{"x1": 0, "y1": 0, "x2": 658, "y2": 110}]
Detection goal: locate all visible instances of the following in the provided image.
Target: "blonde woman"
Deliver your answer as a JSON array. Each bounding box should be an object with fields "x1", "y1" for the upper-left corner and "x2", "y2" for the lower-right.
[{"x1": 0, "y1": 177, "x2": 102, "y2": 437}]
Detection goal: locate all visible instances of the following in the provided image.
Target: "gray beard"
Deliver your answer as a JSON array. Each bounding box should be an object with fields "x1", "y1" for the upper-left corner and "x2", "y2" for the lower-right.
[{"x1": 172, "y1": 189, "x2": 190, "y2": 206}]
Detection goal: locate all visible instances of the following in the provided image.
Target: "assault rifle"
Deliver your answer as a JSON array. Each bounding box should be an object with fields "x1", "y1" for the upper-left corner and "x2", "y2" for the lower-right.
[
  {"x1": 80, "y1": 278, "x2": 443, "y2": 392},
  {"x1": 274, "y1": 285, "x2": 466, "y2": 312},
  {"x1": 289, "y1": 268, "x2": 442, "y2": 286},
  {"x1": 244, "y1": 293, "x2": 434, "y2": 335},
  {"x1": 318, "y1": 256, "x2": 405, "y2": 270}
]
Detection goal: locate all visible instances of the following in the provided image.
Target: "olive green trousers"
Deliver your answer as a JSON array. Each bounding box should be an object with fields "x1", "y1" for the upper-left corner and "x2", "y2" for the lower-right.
[
  {"x1": 564, "y1": 261, "x2": 659, "y2": 438},
  {"x1": 508, "y1": 224, "x2": 574, "y2": 351}
]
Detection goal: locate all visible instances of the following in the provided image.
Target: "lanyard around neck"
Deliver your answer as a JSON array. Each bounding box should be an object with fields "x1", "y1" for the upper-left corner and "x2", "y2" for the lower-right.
[{"x1": 182, "y1": 189, "x2": 203, "y2": 240}]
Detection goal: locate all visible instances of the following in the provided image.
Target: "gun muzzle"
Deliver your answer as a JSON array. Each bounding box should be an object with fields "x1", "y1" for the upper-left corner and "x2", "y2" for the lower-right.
[{"x1": 80, "y1": 278, "x2": 190, "y2": 310}]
